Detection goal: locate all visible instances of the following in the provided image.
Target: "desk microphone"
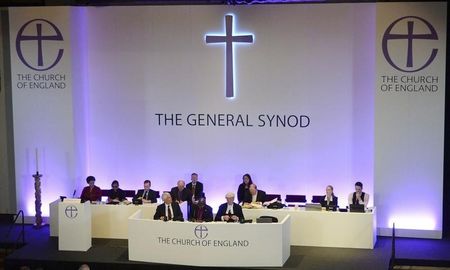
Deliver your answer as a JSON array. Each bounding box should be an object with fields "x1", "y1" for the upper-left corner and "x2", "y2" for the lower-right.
[{"x1": 72, "y1": 189, "x2": 76, "y2": 198}]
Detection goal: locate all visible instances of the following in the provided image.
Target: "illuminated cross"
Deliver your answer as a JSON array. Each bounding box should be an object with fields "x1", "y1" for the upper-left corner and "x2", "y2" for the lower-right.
[{"x1": 206, "y1": 15, "x2": 254, "y2": 98}]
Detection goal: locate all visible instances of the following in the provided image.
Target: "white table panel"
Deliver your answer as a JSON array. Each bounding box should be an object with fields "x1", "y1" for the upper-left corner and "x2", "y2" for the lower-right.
[{"x1": 128, "y1": 210, "x2": 291, "y2": 267}]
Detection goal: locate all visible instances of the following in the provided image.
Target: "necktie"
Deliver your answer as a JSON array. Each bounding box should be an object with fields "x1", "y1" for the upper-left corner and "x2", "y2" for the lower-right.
[
  {"x1": 144, "y1": 191, "x2": 148, "y2": 200},
  {"x1": 327, "y1": 196, "x2": 330, "y2": 205},
  {"x1": 168, "y1": 205, "x2": 172, "y2": 220}
]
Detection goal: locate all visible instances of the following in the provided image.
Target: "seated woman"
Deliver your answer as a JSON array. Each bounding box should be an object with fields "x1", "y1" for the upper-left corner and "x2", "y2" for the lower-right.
[
  {"x1": 107, "y1": 180, "x2": 130, "y2": 204},
  {"x1": 237, "y1": 173, "x2": 253, "y2": 205},
  {"x1": 80, "y1": 176, "x2": 102, "y2": 203},
  {"x1": 320, "y1": 185, "x2": 338, "y2": 209}
]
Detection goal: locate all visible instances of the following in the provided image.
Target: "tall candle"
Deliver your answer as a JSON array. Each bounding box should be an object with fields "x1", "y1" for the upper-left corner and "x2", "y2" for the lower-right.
[{"x1": 35, "y1": 148, "x2": 39, "y2": 172}]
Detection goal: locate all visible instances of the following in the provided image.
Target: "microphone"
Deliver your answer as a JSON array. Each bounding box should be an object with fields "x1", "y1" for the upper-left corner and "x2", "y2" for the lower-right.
[{"x1": 72, "y1": 189, "x2": 76, "y2": 198}]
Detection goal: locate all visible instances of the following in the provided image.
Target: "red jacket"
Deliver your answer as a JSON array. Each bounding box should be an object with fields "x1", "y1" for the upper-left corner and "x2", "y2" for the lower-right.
[{"x1": 80, "y1": 185, "x2": 102, "y2": 202}]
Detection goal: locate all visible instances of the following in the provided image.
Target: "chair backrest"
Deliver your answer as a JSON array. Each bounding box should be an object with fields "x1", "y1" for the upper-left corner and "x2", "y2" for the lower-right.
[
  {"x1": 265, "y1": 194, "x2": 281, "y2": 201},
  {"x1": 285, "y1": 194, "x2": 307, "y2": 203},
  {"x1": 311, "y1": 195, "x2": 323, "y2": 203},
  {"x1": 124, "y1": 190, "x2": 136, "y2": 198},
  {"x1": 101, "y1": 189, "x2": 136, "y2": 198}
]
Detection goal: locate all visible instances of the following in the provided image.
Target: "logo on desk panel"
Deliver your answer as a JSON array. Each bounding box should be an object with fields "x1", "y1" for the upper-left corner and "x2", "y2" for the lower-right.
[
  {"x1": 16, "y1": 19, "x2": 64, "y2": 71},
  {"x1": 194, "y1": 225, "x2": 208, "y2": 239},
  {"x1": 382, "y1": 16, "x2": 438, "y2": 73},
  {"x1": 64, "y1": 205, "x2": 78, "y2": 219}
]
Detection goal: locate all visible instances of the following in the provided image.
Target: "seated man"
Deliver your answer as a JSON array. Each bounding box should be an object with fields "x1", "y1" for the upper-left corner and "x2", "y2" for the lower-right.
[
  {"x1": 214, "y1": 192, "x2": 245, "y2": 222},
  {"x1": 170, "y1": 180, "x2": 191, "y2": 204},
  {"x1": 243, "y1": 184, "x2": 266, "y2": 204},
  {"x1": 80, "y1": 176, "x2": 102, "y2": 203},
  {"x1": 154, "y1": 192, "x2": 183, "y2": 221},
  {"x1": 348, "y1": 181, "x2": 369, "y2": 207},
  {"x1": 134, "y1": 179, "x2": 159, "y2": 203},
  {"x1": 107, "y1": 180, "x2": 129, "y2": 204},
  {"x1": 190, "y1": 196, "x2": 213, "y2": 222}
]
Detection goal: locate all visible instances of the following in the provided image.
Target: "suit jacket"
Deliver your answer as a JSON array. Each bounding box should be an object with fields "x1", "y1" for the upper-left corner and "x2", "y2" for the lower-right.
[
  {"x1": 243, "y1": 190, "x2": 266, "y2": 203},
  {"x1": 191, "y1": 204, "x2": 213, "y2": 222},
  {"x1": 214, "y1": 202, "x2": 245, "y2": 222},
  {"x1": 134, "y1": 189, "x2": 159, "y2": 203},
  {"x1": 320, "y1": 195, "x2": 338, "y2": 207},
  {"x1": 170, "y1": 187, "x2": 191, "y2": 203},
  {"x1": 153, "y1": 202, "x2": 184, "y2": 221},
  {"x1": 186, "y1": 181, "x2": 204, "y2": 201}
]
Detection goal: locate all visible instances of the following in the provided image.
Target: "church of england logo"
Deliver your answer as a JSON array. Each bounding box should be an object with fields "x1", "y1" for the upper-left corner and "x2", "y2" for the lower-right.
[
  {"x1": 194, "y1": 224, "x2": 208, "y2": 239},
  {"x1": 64, "y1": 205, "x2": 78, "y2": 219},
  {"x1": 382, "y1": 16, "x2": 438, "y2": 73},
  {"x1": 16, "y1": 19, "x2": 64, "y2": 71}
]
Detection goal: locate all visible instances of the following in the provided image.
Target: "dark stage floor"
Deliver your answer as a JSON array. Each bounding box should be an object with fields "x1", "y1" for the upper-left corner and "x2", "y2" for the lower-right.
[{"x1": 2, "y1": 224, "x2": 450, "y2": 270}]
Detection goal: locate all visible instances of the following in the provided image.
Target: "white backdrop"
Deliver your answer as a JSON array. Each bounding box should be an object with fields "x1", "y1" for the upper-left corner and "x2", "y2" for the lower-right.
[
  {"x1": 375, "y1": 2, "x2": 446, "y2": 238},
  {"x1": 9, "y1": 7, "x2": 77, "y2": 218},
  {"x1": 82, "y1": 4, "x2": 374, "y2": 210},
  {"x1": 8, "y1": 3, "x2": 447, "y2": 238}
]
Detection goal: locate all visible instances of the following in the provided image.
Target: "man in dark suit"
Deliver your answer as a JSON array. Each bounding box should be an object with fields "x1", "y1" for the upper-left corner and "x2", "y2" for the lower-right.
[
  {"x1": 153, "y1": 192, "x2": 184, "y2": 221},
  {"x1": 190, "y1": 197, "x2": 213, "y2": 222},
  {"x1": 186, "y1": 173, "x2": 204, "y2": 202},
  {"x1": 347, "y1": 181, "x2": 369, "y2": 207},
  {"x1": 244, "y1": 184, "x2": 266, "y2": 204},
  {"x1": 170, "y1": 180, "x2": 191, "y2": 204},
  {"x1": 186, "y1": 173, "x2": 204, "y2": 219},
  {"x1": 214, "y1": 192, "x2": 245, "y2": 222},
  {"x1": 134, "y1": 180, "x2": 159, "y2": 203}
]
